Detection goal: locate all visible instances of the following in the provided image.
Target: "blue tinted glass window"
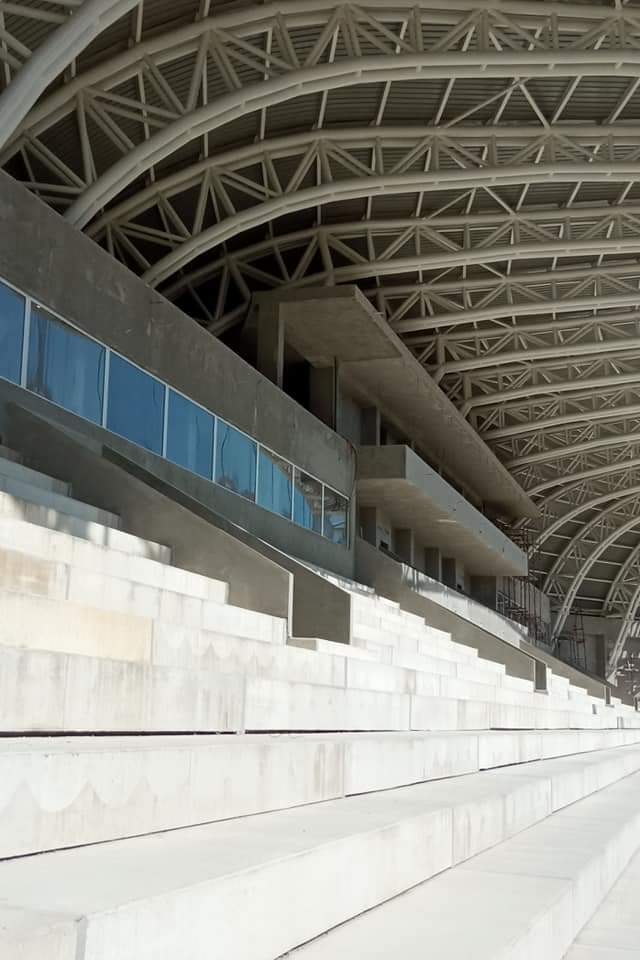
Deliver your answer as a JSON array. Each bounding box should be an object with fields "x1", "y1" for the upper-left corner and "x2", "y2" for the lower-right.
[
  {"x1": 215, "y1": 421, "x2": 256, "y2": 500},
  {"x1": 258, "y1": 448, "x2": 292, "y2": 519},
  {"x1": 27, "y1": 308, "x2": 105, "y2": 423},
  {"x1": 0, "y1": 281, "x2": 25, "y2": 384},
  {"x1": 323, "y1": 487, "x2": 348, "y2": 546},
  {"x1": 166, "y1": 390, "x2": 214, "y2": 479},
  {"x1": 294, "y1": 469, "x2": 323, "y2": 533},
  {"x1": 107, "y1": 354, "x2": 164, "y2": 453}
]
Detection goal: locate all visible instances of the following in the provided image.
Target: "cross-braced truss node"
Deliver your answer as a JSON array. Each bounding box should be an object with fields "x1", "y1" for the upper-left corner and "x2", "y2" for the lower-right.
[{"x1": 6, "y1": 0, "x2": 640, "y2": 678}]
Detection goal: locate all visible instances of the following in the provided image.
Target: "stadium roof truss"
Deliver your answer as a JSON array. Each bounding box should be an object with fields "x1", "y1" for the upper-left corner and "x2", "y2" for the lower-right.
[{"x1": 5, "y1": 0, "x2": 640, "y2": 678}]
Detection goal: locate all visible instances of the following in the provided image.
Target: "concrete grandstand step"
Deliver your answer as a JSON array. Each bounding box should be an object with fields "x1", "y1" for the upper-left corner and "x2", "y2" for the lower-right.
[
  {"x1": 0, "y1": 504, "x2": 171, "y2": 562},
  {"x1": 0, "y1": 585, "x2": 286, "y2": 663},
  {"x1": 289, "y1": 636, "x2": 383, "y2": 662},
  {"x1": 3, "y1": 746, "x2": 640, "y2": 960},
  {"x1": 285, "y1": 766, "x2": 640, "y2": 960},
  {"x1": 0, "y1": 475, "x2": 120, "y2": 529},
  {"x1": 0, "y1": 455, "x2": 70, "y2": 495},
  {"x1": 5, "y1": 730, "x2": 640, "y2": 860},
  {"x1": 0, "y1": 520, "x2": 213, "y2": 600},
  {"x1": 564, "y1": 838, "x2": 640, "y2": 957},
  {"x1": 0, "y1": 547, "x2": 229, "y2": 619},
  {"x1": 1, "y1": 638, "x2": 633, "y2": 736}
]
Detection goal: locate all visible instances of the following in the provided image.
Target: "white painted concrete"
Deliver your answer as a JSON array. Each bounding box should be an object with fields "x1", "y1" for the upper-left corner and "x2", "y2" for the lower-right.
[
  {"x1": 2, "y1": 747, "x2": 640, "y2": 960},
  {"x1": 565, "y1": 842, "x2": 640, "y2": 957},
  {"x1": 0, "y1": 456, "x2": 69, "y2": 495},
  {"x1": 0, "y1": 473, "x2": 119, "y2": 527},
  {"x1": 0, "y1": 494, "x2": 170, "y2": 560},
  {"x1": 285, "y1": 768, "x2": 640, "y2": 960},
  {"x1": 7, "y1": 730, "x2": 640, "y2": 860}
]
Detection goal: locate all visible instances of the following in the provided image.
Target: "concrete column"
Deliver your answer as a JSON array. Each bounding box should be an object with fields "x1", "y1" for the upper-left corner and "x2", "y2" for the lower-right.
[
  {"x1": 393, "y1": 528, "x2": 414, "y2": 566},
  {"x1": 424, "y1": 547, "x2": 442, "y2": 581},
  {"x1": 256, "y1": 310, "x2": 285, "y2": 388},
  {"x1": 360, "y1": 406, "x2": 381, "y2": 446},
  {"x1": 469, "y1": 575, "x2": 498, "y2": 610},
  {"x1": 310, "y1": 364, "x2": 338, "y2": 430},
  {"x1": 359, "y1": 506, "x2": 378, "y2": 546},
  {"x1": 442, "y1": 557, "x2": 465, "y2": 591}
]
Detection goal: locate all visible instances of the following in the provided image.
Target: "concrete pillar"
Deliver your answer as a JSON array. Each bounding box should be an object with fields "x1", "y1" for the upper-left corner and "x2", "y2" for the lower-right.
[
  {"x1": 442, "y1": 557, "x2": 465, "y2": 591},
  {"x1": 424, "y1": 547, "x2": 442, "y2": 581},
  {"x1": 393, "y1": 528, "x2": 414, "y2": 566},
  {"x1": 361, "y1": 406, "x2": 381, "y2": 446},
  {"x1": 310, "y1": 365, "x2": 338, "y2": 430},
  {"x1": 469, "y1": 575, "x2": 498, "y2": 610},
  {"x1": 256, "y1": 310, "x2": 285, "y2": 388},
  {"x1": 359, "y1": 506, "x2": 378, "y2": 546}
]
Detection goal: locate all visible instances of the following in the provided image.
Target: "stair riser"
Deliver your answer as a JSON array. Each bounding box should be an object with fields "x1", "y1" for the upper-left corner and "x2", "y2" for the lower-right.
[
  {"x1": 5, "y1": 731, "x2": 640, "y2": 861},
  {"x1": 0, "y1": 528, "x2": 219, "y2": 601},
  {"x1": 7, "y1": 755, "x2": 640, "y2": 960},
  {"x1": 0, "y1": 457, "x2": 69, "y2": 496},
  {"x1": 0, "y1": 497, "x2": 169, "y2": 560},
  {"x1": 0, "y1": 477, "x2": 118, "y2": 527}
]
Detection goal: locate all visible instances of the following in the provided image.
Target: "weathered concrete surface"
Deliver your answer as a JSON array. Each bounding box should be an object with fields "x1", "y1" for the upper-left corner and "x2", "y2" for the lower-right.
[
  {"x1": 286, "y1": 767, "x2": 640, "y2": 960},
  {"x1": 357, "y1": 444, "x2": 527, "y2": 575},
  {"x1": 0, "y1": 172, "x2": 355, "y2": 574},
  {"x1": 4, "y1": 396, "x2": 294, "y2": 623},
  {"x1": 2, "y1": 747, "x2": 640, "y2": 960},
  {"x1": 257, "y1": 286, "x2": 538, "y2": 521},
  {"x1": 565, "y1": 841, "x2": 640, "y2": 957},
  {"x1": 7, "y1": 730, "x2": 640, "y2": 860}
]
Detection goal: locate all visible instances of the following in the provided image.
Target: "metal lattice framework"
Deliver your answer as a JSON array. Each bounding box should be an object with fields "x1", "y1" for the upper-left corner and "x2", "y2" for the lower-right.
[{"x1": 7, "y1": 0, "x2": 640, "y2": 678}]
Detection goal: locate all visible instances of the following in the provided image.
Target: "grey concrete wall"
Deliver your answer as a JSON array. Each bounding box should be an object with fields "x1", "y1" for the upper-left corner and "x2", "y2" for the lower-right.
[
  {"x1": 5, "y1": 399, "x2": 294, "y2": 623},
  {"x1": 0, "y1": 172, "x2": 356, "y2": 574}
]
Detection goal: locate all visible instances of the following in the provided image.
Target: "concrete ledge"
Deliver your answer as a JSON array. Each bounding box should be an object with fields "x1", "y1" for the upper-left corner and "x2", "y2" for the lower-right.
[
  {"x1": 287, "y1": 766, "x2": 640, "y2": 960},
  {"x1": 1, "y1": 745, "x2": 639, "y2": 960}
]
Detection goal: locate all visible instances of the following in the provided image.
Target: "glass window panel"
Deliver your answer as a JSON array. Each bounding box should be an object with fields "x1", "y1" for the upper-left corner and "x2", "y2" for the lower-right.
[
  {"x1": 27, "y1": 308, "x2": 105, "y2": 423},
  {"x1": 0, "y1": 281, "x2": 24, "y2": 384},
  {"x1": 166, "y1": 389, "x2": 214, "y2": 479},
  {"x1": 106, "y1": 353, "x2": 164, "y2": 453},
  {"x1": 293, "y1": 469, "x2": 323, "y2": 533},
  {"x1": 258, "y1": 447, "x2": 292, "y2": 519},
  {"x1": 323, "y1": 487, "x2": 349, "y2": 546},
  {"x1": 215, "y1": 421, "x2": 256, "y2": 501}
]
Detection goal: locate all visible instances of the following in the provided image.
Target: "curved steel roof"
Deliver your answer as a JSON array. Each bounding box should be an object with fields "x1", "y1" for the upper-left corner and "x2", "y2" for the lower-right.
[{"x1": 3, "y1": 0, "x2": 640, "y2": 680}]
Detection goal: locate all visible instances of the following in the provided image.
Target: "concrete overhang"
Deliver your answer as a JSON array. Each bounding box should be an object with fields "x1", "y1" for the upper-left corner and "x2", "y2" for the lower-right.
[
  {"x1": 258, "y1": 286, "x2": 539, "y2": 523},
  {"x1": 357, "y1": 444, "x2": 528, "y2": 577}
]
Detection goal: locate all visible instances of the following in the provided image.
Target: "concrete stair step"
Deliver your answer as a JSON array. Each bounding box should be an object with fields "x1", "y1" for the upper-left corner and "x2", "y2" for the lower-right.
[
  {"x1": 3, "y1": 746, "x2": 640, "y2": 960},
  {"x1": 0, "y1": 547, "x2": 231, "y2": 624},
  {"x1": 0, "y1": 504, "x2": 170, "y2": 562},
  {"x1": 0, "y1": 520, "x2": 215, "y2": 601},
  {"x1": 0, "y1": 478, "x2": 119, "y2": 529},
  {"x1": 0, "y1": 444, "x2": 22, "y2": 464},
  {"x1": 2, "y1": 642, "x2": 635, "y2": 736},
  {"x1": 0, "y1": 455, "x2": 69, "y2": 495},
  {"x1": 0, "y1": 586, "x2": 286, "y2": 664},
  {"x1": 286, "y1": 766, "x2": 640, "y2": 960},
  {"x1": 564, "y1": 835, "x2": 640, "y2": 957},
  {"x1": 288, "y1": 636, "x2": 383, "y2": 662},
  {"x1": 4, "y1": 729, "x2": 640, "y2": 860}
]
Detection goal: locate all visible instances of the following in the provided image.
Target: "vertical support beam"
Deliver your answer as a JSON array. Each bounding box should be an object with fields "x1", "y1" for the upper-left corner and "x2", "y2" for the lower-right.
[
  {"x1": 424, "y1": 546, "x2": 442, "y2": 581},
  {"x1": 309, "y1": 363, "x2": 339, "y2": 430},
  {"x1": 360, "y1": 405, "x2": 381, "y2": 446},
  {"x1": 256, "y1": 309, "x2": 285, "y2": 388},
  {"x1": 393, "y1": 527, "x2": 414, "y2": 566},
  {"x1": 359, "y1": 505, "x2": 378, "y2": 546}
]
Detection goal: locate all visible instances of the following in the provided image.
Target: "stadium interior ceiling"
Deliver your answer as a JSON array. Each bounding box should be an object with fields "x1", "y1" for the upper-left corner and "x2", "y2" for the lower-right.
[{"x1": 4, "y1": 0, "x2": 640, "y2": 684}]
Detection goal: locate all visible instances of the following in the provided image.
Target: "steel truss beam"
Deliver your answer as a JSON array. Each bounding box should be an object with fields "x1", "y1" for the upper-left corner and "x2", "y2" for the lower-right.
[
  {"x1": 0, "y1": 0, "x2": 138, "y2": 151},
  {"x1": 552, "y1": 513, "x2": 640, "y2": 642}
]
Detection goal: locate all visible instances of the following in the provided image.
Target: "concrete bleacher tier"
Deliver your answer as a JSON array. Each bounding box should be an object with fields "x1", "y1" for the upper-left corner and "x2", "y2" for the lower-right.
[{"x1": 1, "y1": 444, "x2": 640, "y2": 959}]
